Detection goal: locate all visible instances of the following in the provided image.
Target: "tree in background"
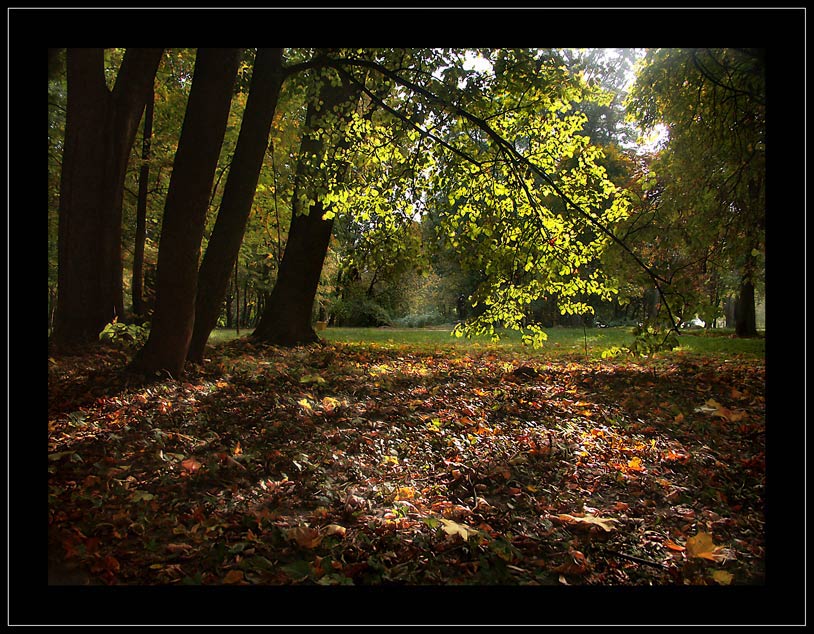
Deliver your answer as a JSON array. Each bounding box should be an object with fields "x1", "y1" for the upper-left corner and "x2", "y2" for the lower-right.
[
  {"x1": 626, "y1": 48, "x2": 765, "y2": 336},
  {"x1": 131, "y1": 83, "x2": 154, "y2": 321},
  {"x1": 51, "y1": 48, "x2": 163, "y2": 347}
]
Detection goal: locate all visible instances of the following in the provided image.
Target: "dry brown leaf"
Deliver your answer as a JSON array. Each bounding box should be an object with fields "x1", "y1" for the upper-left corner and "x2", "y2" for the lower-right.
[
  {"x1": 223, "y1": 569, "x2": 244, "y2": 584},
  {"x1": 287, "y1": 526, "x2": 323, "y2": 549}
]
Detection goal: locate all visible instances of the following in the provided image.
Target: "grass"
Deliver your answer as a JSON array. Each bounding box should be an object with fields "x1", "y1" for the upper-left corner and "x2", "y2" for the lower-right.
[{"x1": 209, "y1": 324, "x2": 765, "y2": 360}]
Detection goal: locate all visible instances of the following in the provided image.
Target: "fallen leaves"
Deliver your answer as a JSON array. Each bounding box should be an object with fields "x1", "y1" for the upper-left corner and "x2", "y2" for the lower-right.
[
  {"x1": 46, "y1": 340, "x2": 766, "y2": 586},
  {"x1": 694, "y1": 399, "x2": 747, "y2": 423}
]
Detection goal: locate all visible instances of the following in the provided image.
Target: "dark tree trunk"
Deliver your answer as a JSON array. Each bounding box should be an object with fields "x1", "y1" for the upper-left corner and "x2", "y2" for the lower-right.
[
  {"x1": 724, "y1": 296, "x2": 736, "y2": 328},
  {"x1": 131, "y1": 48, "x2": 241, "y2": 377},
  {"x1": 735, "y1": 179, "x2": 761, "y2": 339},
  {"x1": 252, "y1": 74, "x2": 360, "y2": 347},
  {"x1": 735, "y1": 280, "x2": 758, "y2": 338},
  {"x1": 132, "y1": 86, "x2": 154, "y2": 321},
  {"x1": 252, "y1": 203, "x2": 335, "y2": 345},
  {"x1": 186, "y1": 48, "x2": 284, "y2": 362},
  {"x1": 52, "y1": 48, "x2": 163, "y2": 348}
]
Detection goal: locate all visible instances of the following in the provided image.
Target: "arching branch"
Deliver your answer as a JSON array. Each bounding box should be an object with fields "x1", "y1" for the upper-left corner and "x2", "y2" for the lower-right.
[{"x1": 326, "y1": 55, "x2": 681, "y2": 330}]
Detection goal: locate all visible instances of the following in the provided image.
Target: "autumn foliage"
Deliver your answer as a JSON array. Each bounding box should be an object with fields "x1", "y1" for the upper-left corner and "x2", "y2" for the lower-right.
[{"x1": 48, "y1": 336, "x2": 765, "y2": 587}]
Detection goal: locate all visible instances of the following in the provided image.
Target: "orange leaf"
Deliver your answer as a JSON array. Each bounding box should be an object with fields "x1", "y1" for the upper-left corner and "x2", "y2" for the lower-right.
[
  {"x1": 102, "y1": 555, "x2": 120, "y2": 573},
  {"x1": 686, "y1": 532, "x2": 724, "y2": 561},
  {"x1": 664, "y1": 539, "x2": 686, "y2": 552},
  {"x1": 181, "y1": 458, "x2": 202, "y2": 473},
  {"x1": 627, "y1": 456, "x2": 645, "y2": 472},
  {"x1": 223, "y1": 570, "x2": 244, "y2": 584},
  {"x1": 287, "y1": 526, "x2": 323, "y2": 549}
]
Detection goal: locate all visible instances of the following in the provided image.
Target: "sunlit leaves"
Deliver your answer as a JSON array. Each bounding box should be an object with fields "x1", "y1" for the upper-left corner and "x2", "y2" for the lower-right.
[{"x1": 686, "y1": 532, "x2": 725, "y2": 562}]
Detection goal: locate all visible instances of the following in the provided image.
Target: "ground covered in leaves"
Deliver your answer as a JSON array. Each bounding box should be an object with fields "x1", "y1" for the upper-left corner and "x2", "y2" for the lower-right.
[{"x1": 47, "y1": 337, "x2": 766, "y2": 587}]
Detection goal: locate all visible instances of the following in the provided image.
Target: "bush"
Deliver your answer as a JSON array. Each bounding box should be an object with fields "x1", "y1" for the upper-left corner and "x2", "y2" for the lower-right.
[
  {"x1": 391, "y1": 312, "x2": 448, "y2": 328},
  {"x1": 99, "y1": 319, "x2": 150, "y2": 349},
  {"x1": 330, "y1": 297, "x2": 392, "y2": 328}
]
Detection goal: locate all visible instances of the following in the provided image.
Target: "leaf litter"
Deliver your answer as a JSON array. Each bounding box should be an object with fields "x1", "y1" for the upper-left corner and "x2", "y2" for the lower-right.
[{"x1": 47, "y1": 339, "x2": 765, "y2": 586}]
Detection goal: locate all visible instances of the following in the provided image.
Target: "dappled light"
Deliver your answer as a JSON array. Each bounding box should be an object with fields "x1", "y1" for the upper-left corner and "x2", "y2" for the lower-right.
[{"x1": 48, "y1": 335, "x2": 765, "y2": 587}]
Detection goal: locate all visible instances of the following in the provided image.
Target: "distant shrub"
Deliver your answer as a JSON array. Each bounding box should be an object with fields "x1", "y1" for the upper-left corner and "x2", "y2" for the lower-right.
[
  {"x1": 331, "y1": 297, "x2": 392, "y2": 327},
  {"x1": 391, "y1": 312, "x2": 447, "y2": 328}
]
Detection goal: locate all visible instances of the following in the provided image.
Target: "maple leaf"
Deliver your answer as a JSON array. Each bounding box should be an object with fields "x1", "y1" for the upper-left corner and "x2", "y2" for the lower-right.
[
  {"x1": 439, "y1": 518, "x2": 478, "y2": 541},
  {"x1": 686, "y1": 532, "x2": 725, "y2": 561},
  {"x1": 556, "y1": 513, "x2": 619, "y2": 532}
]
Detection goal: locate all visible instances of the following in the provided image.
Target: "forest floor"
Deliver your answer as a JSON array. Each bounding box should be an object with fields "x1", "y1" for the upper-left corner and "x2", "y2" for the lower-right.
[{"x1": 47, "y1": 331, "x2": 766, "y2": 588}]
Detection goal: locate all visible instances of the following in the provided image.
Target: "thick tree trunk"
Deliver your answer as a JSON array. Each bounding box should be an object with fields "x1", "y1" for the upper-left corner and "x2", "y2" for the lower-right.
[
  {"x1": 131, "y1": 48, "x2": 241, "y2": 377},
  {"x1": 735, "y1": 280, "x2": 757, "y2": 338},
  {"x1": 132, "y1": 87, "x2": 154, "y2": 321},
  {"x1": 252, "y1": 202, "x2": 335, "y2": 345},
  {"x1": 51, "y1": 48, "x2": 163, "y2": 348},
  {"x1": 187, "y1": 48, "x2": 284, "y2": 362},
  {"x1": 252, "y1": 74, "x2": 360, "y2": 347}
]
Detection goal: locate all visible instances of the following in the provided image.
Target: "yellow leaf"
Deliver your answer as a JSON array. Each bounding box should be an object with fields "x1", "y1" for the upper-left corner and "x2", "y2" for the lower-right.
[
  {"x1": 627, "y1": 456, "x2": 645, "y2": 472},
  {"x1": 233, "y1": 441, "x2": 242, "y2": 456},
  {"x1": 557, "y1": 513, "x2": 618, "y2": 532},
  {"x1": 322, "y1": 524, "x2": 346, "y2": 538},
  {"x1": 395, "y1": 486, "x2": 415, "y2": 500},
  {"x1": 711, "y1": 569, "x2": 734, "y2": 585},
  {"x1": 686, "y1": 532, "x2": 724, "y2": 561},
  {"x1": 439, "y1": 518, "x2": 477, "y2": 541}
]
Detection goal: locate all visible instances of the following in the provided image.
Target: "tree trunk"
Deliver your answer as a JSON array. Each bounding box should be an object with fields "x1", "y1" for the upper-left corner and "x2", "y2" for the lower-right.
[
  {"x1": 130, "y1": 48, "x2": 241, "y2": 377},
  {"x1": 735, "y1": 280, "x2": 757, "y2": 338},
  {"x1": 724, "y1": 296, "x2": 735, "y2": 328},
  {"x1": 252, "y1": 74, "x2": 360, "y2": 347},
  {"x1": 52, "y1": 48, "x2": 163, "y2": 348},
  {"x1": 735, "y1": 178, "x2": 762, "y2": 338},
  {"x1": 132, "y1": 86, "x2": 154, "y2": 321},
  {"x1": 186, "y1": 48, "x2": 284, "y2": 362},
  {"x1": 252, "y1": 202, "x2": 335, "y2": 345}
]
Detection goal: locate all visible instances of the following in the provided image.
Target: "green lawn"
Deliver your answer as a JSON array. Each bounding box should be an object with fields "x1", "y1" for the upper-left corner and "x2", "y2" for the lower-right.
[{"x1": 209, "y1": 324, "x2": 765, "y2": 359}]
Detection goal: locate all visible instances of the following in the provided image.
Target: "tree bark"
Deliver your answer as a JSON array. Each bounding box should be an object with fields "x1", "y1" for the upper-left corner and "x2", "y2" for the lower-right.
[
  {"x1": 51, "y1": 48, "x2": 163, "y2": 348},
  {"x1": 132, "y1": 86, "x2": 154, "y2": 321},
  {"x1": 252, "y1": 74, "x2": 360, "y2": 347},
  {"x1": 735, "y1": 178, "x2": 762, "y2": 338},
  {"x1": 252, "y1": 202, "x2": 336, "y2": 345},
  {"x1": 735, "y1": 280, "x2": 757, "y2": 338},
  {"x1": 130, "y1": 48, "x2": 241, "y2": 377},
  {"x1": 186, "y1": 48, "x2": 284, "y2": 362}
]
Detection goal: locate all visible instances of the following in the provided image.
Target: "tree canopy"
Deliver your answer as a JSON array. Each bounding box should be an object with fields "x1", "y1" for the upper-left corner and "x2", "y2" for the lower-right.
[{"x1": 46, "y1": 46, "x2": 768, "y2": 374}]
